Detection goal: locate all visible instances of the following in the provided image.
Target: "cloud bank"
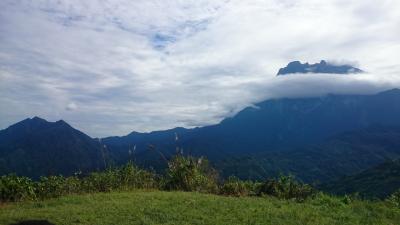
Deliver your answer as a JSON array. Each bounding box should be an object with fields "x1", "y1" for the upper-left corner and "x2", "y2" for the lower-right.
[{"x1": 0, "y1": 0, "x2": 399, "y2": 137}]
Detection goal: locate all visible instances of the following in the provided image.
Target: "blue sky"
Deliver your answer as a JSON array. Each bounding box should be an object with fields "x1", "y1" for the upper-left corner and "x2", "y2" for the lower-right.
[{"x1": 1, "y1": 0, "x2": 400, "y2": 137}]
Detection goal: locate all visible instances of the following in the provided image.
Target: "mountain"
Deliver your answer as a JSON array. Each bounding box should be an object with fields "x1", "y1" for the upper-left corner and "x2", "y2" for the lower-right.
[
  {"x1": 320, "y1": 159, "x2": 400, "y2": 199},
  {"x1": 103, "y1": 89, "x2": 400, "y2": 162},
  {"x1": 277, "y1": 60, "x2": 363, "y2": 75},
  {"x1": 216, "y1": 126, "x2": 400, "y2": 183},
  {"x1": 0, "y1": 117, "x2": 105, "y2": 178},
  {"x1": 2, "y1": 88, "x2": 400, "y2": 180}
]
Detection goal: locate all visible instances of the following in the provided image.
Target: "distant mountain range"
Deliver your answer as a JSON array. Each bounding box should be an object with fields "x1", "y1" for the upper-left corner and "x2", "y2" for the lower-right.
[
  {"x1": 277, "y1": 60, "x2": 364, "y2": 75},
  {"x1": 103, "y1": 88, "x2": 400, "y2": 161},
  {"x1": 1, "y1": 89, "x2": 400, "y2": 188}
]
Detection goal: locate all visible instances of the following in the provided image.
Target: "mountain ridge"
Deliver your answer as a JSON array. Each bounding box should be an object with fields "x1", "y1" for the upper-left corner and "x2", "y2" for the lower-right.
[
  {"x1": 277, "y1": 60, "x2": 364, "y2": 75},
  {"x1": 103, "y1": 88, "x2": 400, "y2": 158},
  {"x1": 2, "y1": 88, "x2": 400, "y2": 180},
  {"x1": 320, "y1": 159, "x2": 400, "y2": 198}
]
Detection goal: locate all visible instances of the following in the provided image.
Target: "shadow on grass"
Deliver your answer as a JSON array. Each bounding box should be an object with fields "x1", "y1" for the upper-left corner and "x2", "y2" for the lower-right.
[{"x1": 9, "y1": 220, "x2": 55, "y2": 225}]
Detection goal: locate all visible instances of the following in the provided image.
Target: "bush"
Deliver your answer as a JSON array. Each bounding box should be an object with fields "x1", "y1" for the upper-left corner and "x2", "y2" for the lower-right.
[
  {"x1": 220, "y1": 176, "x2": 259, "y2": 197},
  {"x1": 387, "y1": 189, "x2": 400, "y2": 208},
  {"x1": 63, "y1": 176, "x2": 83, "y2": 194},
  {"x1": 0, "y1": 160, "x2": 320, "y2": 203},
  {"x1": 81, "y1": 162, "x2": 158, "y2": 193},
  {"x1": 0, "y1": 174, "x2": 36, "y2": 202},
  {"x1": 35, "y1": 175, "x2": 83, "y2": 199},
  {"x1": 0, "y1": 162, "x2": 159, "y2": 202},
  {"x1": 82, "y1": 169, "x2": 119, "y2": 192},
  {"x1": 257, "y1": 175, "x2": 315, "y2": 202},
  {"x1": 163, "y1": 155, "x2": 218, "y2": 193},
  {"x1": 117, "y1": 162, "x2": 158, "y2": 190},
  {"x1": 35, "y1": 175, "x2": 68, "y2": 199},
  {"x1": 341, "y1": 194, "x2": 352, "y2": 205},
  {"x1": 311, "y1": 192, "x2": 348, "y2": 208}
]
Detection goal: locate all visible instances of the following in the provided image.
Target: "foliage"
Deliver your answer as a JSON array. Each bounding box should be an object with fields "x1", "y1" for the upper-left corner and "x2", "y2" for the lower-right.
[
  {"x1": 311, "y1": 192, "x2": 346, "y2": 208},
  {"x1": 257, "y1": 175, "x2": 315, "y2": 201},
  {"x1": 219, "y1": 176, "x2": 259, "y2": 197},
  {"x1": 217, "y1": 127, "x2": 400, "y2": 185},
  {"x1": 35, "y1": 176, "x2": 68, "y2": 199},
  {"x1": 35, "y1": 175, "x2": 85, "y2": 199},
  {"x1": 310, "y1": 192, "x2": 358, "y2": 208},
  {"x1": 63, "y1": 176, "x2": 83, "y2": 194},
  {"x1": 320, "y1": 159, "x2": 400, "y2": 199},
  {"x1": 117, "y1": 162, "x2": 159, "y2": 190},
  {"x1": 387, "y1": 189, "x2": 400, "y2": 208},
  {"x1": 0, "y1": 174, "x2": 36, "y2": 201},
  {"x1": 81, "y1": 162, "x2": 158, "y2": 192},
  {"x1": 0, "y1": 162, "x2": 157, "y2": 202},
  {"x1": 82, "y1": 169, "x2": 119, "y2": 192},
  {"x1": 163, "y1": 155, "x2": 218, "y2": 193},
  {"x1": 2, "y1": 155, "x2": 394, "y2": 206}
]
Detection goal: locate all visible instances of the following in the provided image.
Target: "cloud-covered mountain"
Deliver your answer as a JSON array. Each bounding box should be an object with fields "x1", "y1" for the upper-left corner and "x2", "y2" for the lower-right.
[
  {"x1": 103, "y1": 88, "x2": 400, "y2": 160},
  {"x1": 277, "y1": 60, "x2": 364, "y2": 75}
]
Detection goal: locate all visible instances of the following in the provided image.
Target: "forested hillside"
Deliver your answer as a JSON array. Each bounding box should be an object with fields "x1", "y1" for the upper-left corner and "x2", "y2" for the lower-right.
[{"x1": 321, "y1": 160, "x2": 400, "y2": 198}]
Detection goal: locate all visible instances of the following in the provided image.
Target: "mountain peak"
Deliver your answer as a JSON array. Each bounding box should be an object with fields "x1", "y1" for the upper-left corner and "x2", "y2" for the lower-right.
[
  {"x1": 287, "y1": 61, "x2": 302, "y2": 66},
  {"x1": 4, "y1": 117, "x2": 75, "y2": 134},
  {"x1": 277, "y1": 60, "x2": 364, "y2": 75},
  {"x1": 11, "y1": 116, "x2": 49, "y2": 128},
  {"x1": 55, "y1": 119, "x2": 68, "y2": 124},
  {"x1": 31, "y1": 116, "x2": 48, "y2": 123}
]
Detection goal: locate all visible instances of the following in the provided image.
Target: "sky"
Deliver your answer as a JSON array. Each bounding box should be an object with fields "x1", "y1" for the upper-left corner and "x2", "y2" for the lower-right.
[{"x1": 0, "y1": 0, "x2": 400, "y2": 137}]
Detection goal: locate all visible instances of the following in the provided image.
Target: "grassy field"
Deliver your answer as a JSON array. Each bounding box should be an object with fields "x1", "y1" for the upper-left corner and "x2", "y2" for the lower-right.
[{"x1": 1, "y1": 190, "x2": 399, "y2": 225}]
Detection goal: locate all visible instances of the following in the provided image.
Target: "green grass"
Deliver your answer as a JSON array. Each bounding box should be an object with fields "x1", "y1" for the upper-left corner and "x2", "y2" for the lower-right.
[{"x1": 1, "y1": 190, "x2": 399, "y2": 225}]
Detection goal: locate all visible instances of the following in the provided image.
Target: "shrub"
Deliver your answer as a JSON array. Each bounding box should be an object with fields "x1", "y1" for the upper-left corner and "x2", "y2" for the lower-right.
[
  {"x1": 0, "y1": 161, "x2": 320, "y2": 203},
  {"x1": 341, "y1": 194, "x2": 352, "y2": 205},
  {"x1": 0, "y1": 174, "x2": 36, "y2": 202},
  {"x1": 220, "y1": 176, "x2": 259, "y2": 197},
  {"x1": 387, "y1": 189, "x2": 400, "y2": 208},
  {"x1": 163, "y1": 155, "x2": 218, "y2": 193},
  {"x1": 117, "y1": 162, "x2": 158, "y2": 190},
  {"x1": 311, "y1": 192, "x2": 347, "y2": 208},
  {"x1": 257, "y1": 175, "x2": 315, "y2": 202},
  {"x1": 63, "y1": 176, "x2": 82, "y2": 194},
  {"x1": 81, "y1": 169, "x2": 119, "y2": 192},
  {"x1": 0, "y1": 162, "x2": 159, "y2": 202},
  {"x1": 35, "y1": 176, "x2": 69, "y2": 199},
  {"x1": 81, "y1": 162, "x2": 158, "y2": 193}
]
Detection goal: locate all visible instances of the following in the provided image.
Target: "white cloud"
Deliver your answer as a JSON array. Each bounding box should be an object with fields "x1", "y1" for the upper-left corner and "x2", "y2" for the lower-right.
[
  {"x1": 65, "y1": 102, "x2": 78, "y2": 111},
  {"x1": 0, "y1": 0, "x2": 399, "y2": 137}
]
